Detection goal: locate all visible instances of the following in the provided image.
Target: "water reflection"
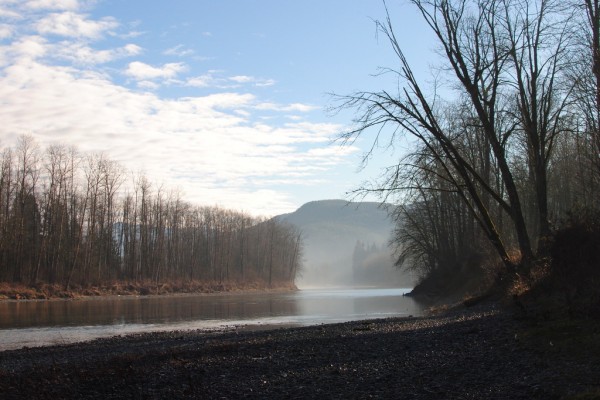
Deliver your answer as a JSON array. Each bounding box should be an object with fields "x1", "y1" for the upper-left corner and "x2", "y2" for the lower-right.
[
  {"x1": 0, "y1": 288, "x2": 423, "y2": 350},
  {"x1": 0, "y1": 293, "x2": 301, "y2": 329},
  {"x1": 296, "y1": 288, "x2": 421, "y2": 322}
]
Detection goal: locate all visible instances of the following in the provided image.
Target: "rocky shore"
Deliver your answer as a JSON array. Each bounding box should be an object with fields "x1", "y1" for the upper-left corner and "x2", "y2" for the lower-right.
[{"x1": 0, "y1": 302, "x2": 598, "y2": 399}]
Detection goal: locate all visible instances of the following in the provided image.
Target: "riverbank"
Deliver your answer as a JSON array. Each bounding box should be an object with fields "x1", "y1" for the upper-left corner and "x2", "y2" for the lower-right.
[
  {"x1": 1, "y1": 301, "x2": 598, "y2": 399},
  {"x1": 0, "y1": 280, "x2": 298, "y2": 301}
]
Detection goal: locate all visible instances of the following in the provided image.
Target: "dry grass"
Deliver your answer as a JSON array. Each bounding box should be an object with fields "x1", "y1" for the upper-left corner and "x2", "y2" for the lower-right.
[
  {"x1": 0, "y1": 282, "x2": 76, "y2": 300},
  {"x1": 0, "y1": 279, "x2": 297, "y2": 300},
  {"x1": 507, "y1": 260, "x2": 551, "y2": 297}
]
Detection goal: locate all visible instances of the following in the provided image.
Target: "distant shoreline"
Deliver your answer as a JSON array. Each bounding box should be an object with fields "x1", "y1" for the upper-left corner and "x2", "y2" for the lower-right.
[{"x1": 0, "y1": 280, "x2": 298, "y2": 301}]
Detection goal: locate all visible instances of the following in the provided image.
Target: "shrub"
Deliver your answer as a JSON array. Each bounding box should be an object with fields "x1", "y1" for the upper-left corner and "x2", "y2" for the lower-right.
[{"x1": 549, "y1": 211, "x2": 600, "y2": 318}]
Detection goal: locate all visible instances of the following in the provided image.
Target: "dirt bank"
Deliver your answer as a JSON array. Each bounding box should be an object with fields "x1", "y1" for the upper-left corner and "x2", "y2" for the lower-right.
[{"x1": 0, "y1": 302, "x2": 598, "y2": 399}]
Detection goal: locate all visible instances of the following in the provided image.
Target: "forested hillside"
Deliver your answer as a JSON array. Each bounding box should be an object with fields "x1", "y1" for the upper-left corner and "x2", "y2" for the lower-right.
[{"x1": 0, "y1": 137, "x2": 302, "y2": 293}]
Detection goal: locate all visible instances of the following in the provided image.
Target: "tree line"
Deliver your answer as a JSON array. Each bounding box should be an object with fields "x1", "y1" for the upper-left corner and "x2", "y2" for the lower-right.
[
  {"x1": 0, "y1": 136, "x2": 302, "y2": 289},
  {"x1": 340, "y1": 0, "x2": 600, "y2": 281}
]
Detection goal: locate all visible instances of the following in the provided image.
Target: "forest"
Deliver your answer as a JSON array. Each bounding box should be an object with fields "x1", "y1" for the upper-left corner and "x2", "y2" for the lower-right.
[
  {"x1": 0, "y1": 137, "x2": 302, "y2": 294},
  {"x1": 341, "y1": 0, "x2": 600, "y2": 311}
]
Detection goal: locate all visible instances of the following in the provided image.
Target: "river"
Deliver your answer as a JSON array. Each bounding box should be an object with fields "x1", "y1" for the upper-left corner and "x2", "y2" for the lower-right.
[{"x1": 0, "y1": 287, "x2": 424, "y2": 351}]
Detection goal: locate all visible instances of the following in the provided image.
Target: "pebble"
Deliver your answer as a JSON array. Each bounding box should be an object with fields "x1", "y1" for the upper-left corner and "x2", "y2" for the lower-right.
[{"x1": 0, "y1": 303, "x2": 598, "y2": 399}]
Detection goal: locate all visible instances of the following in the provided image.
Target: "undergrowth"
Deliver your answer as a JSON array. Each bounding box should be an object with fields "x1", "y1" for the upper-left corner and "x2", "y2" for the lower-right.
[{"x1": 509, "y1": 211, "x2": 600, "y2": 320}]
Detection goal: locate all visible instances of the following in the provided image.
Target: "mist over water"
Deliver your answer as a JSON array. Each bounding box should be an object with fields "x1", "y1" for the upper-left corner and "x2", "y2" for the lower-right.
[
  {"x1": 295, "y1": 247, "x2": 415, "y2": 290},
  {"x1": 281, "y1": 201, "x2": 415, "y2": 289}
]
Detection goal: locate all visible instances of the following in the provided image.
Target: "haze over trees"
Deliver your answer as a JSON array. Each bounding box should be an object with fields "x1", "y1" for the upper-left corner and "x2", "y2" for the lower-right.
[
  {"x1": 0, "y1": 136, "x2": 302, "y2": 290},
  {"x1": 278, "y1": 200, "x2": 414, "y2": 288},
  {"x1": 339, "y1": 0, "x2": 600, "y2": 288}
]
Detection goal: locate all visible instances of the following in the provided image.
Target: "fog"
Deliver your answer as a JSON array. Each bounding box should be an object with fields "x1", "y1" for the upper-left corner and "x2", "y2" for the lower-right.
[
  {"x1": 296, "y1": 236, "x2": 415, "y2": 289},
  {"x1": 279, "y1": 200, "x2": 416, "y2": 290}
]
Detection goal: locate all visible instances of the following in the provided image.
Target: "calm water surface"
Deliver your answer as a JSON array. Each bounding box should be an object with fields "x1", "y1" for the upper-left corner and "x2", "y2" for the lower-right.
[{"x1": 0, "y1": 288, "x2": 423, "y2": 351}]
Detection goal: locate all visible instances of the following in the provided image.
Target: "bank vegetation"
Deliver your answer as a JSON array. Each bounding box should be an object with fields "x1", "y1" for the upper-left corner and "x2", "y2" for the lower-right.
[
  {"x1": 340, "y1": 0, "x2": 600, "y2": 316},
  {"x1": 0, "y1": 139, "x2": 302, "y2": 298}
]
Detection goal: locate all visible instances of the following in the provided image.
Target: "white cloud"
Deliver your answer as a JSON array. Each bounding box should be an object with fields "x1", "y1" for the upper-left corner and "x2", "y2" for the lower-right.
[
  {"x1": 136, "y1": 80, "x2": 159, "y2": 90},
  {"x1": 186, "y1": 71, "x2": 219, "y2": 88},
  {"x1": 0, "y1": 1, "x2": 351, "y2": 215},
  {"x1": 25, "y1": 0, "x2": 81, "y2": 11},
  {"x1": 0, "y1": 24, "x2": 13, "y2": 39},
  {"x1": 0, "y1": 57, "x2": 346, "y2": 214},
  {"x1": 8, "y1": 35, "x2": 48, "y2": 61},
  {"x1": 186, "y1": 71, "x2": 276, "y2": 89},
  {"x1": 235, "y1": 109, "x2": 251, "y2": 117},
  {"x1": 123, "y1": 43, "x2": 141, "y2": 55},
  {"x1": 229, "y1": 75, "x2": 276, "y2": 87},
  {"x1": 163, "y1": 44, "x2": 194, "y2": 57},
  {"x1": 125, "y1": 61, "x2": 186, "y2": 80},
  {"x1": 0, "y1": 6, "x2": 21, "y2": 19},
  {"x1": 255, "y1": 78, "x2": 276, "y2": 87},
  {"x1": 119, "y1": 30, "x2": 144, "y2": 39},
  {"x1": 229, "y1": 75, "x2": 253, "y2": 84},
  {"x1": 35, "y1": 12, "x2": 117, "y2": 39},
  {"x1": 286, "y1": 103, "x2": 318, "y2": 112},
  {"x1": 54, "y1": 42, "x2": 141, "y2": 64},
  {"x1": 255, "y1": 102, "x2": 318, "y2": 113},
  {"x1": 186, "y1": 92, "x2": 256, "y2": 110}
]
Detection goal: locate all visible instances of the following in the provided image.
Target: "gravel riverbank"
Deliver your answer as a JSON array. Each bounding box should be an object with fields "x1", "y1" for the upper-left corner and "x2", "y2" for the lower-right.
[{"x1": 0, "y1": 302, "x2": 598, "y2": 399}]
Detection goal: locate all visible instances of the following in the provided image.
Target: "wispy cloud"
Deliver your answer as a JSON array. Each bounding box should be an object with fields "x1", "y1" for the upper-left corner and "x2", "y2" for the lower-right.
[
  {"x1": 255, "y1": 102, "x2": 318, "y2": 113},
  {"x1": 54, "y1": 42, "x2": 141, "y2": 64},
  {"x1": 0, "y1": 7, "x2": 21, "y2": 19},
  {"x1": 163, "y1": 44, "x2": 194, "y2": 57},
  {"x1": 186, "y1": 71, "x2": 277, "y2": 89},
  {"x1": 24, "y1": 0, "x2": 82, "y2": 11},
  {"x1": 125, "y1": 60, "x2": 186, "y2": 80},
  {"x1": 228, "y1": 75, "x2": 253, "y2": 84},
  {"x1": 0, "y1": 24, "x2": 13, "y2": 38},
  {"x1": 0, "y1": 1, "x2": 351, "y2": 215},
  {"x1": 35, "y1": 12, "x2": 118, "y2": 38},
  {"x1": 0, "y1": 57, "x2": 344, "y2": 213},
  {"x1": 186, "y1": 70, "x2": 222, "y2": 88},
  {"x1": 229, "y1": 75, "x2": 276, "y2": 87}
]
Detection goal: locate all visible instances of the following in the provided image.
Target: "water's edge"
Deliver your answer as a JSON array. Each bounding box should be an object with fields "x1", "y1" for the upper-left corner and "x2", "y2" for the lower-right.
[{"x1": 0, "y1": 288, "x2": 423, "y2": 351}]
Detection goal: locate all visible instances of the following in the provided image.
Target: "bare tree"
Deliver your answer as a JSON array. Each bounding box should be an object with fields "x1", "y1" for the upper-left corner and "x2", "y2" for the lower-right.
[
  {"x1": 569, "y1": 0, "x2": 600, "y2": 201},
  {"x1": 338, "y1": 0, "x2": 574, "y2": 271},
  {"x1": 0, "y1": 139, "x2": 304, "y2": 290},
  {"x1": 503, "y1": 0, "x2": 575, "y2": 243}
]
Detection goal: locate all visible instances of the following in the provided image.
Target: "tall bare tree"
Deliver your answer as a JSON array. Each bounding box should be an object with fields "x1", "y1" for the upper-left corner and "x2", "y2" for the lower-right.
[
  {"x1": 0, "y1": 138, "x2": 303, "y2": 290},
  {"x1": 339, "y1": 0, "x2": 574, "y2": 270}
]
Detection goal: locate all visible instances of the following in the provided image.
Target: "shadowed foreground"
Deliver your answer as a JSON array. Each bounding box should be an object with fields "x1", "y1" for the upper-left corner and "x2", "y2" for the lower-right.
[{"x1": 0, "y1": 303, "x2": 598, "y2": 399}]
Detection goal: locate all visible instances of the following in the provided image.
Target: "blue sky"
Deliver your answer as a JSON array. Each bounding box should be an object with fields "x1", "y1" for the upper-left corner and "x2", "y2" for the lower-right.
[{"x1": 0, "y1": 0, "x2": 433, "y2": 215}]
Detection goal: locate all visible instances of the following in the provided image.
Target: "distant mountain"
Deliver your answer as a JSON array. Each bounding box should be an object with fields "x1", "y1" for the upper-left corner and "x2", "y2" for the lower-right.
[{"x1": 277, "y1": 200, "x2": 415, "y2": 288}]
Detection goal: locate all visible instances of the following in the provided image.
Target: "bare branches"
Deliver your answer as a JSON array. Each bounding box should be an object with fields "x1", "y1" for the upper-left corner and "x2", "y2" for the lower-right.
[
  {"x1": 0, "y1": 136, "x2": 303, "y2": 288},
  {"x1": 338, "y1": 0, "x2": 585, "y2": 271}
]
